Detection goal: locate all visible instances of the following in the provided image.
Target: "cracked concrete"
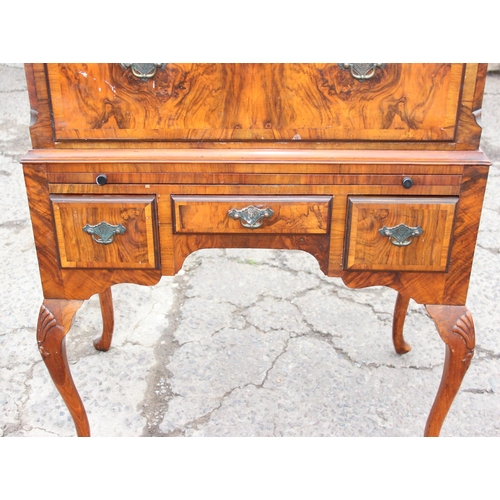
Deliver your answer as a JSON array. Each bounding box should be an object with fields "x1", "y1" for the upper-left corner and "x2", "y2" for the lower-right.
[{"x1": 2, "y1": 64, "x2": 500, "y2": 437}]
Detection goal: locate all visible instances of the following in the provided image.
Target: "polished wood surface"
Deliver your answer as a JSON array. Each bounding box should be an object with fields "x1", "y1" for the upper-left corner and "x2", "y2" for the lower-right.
[
  {"x1": 50, "y1": 195, "x2": 159, "y2": 269},
  {"x1": 22, "y1": 147, "x2": 490, "y2": 164},
  {"x1": 93, "y1": 288, "x2": 114, "y2": 352},
  {"x1": 36, "y1": 299, "x2": 88, "y2": 436},
  {"x1": 172, "y1": 195, "x2": 331, "y2": 234},
  {"x1": 25, "y1": 64, "x2": 487, "y2": 150},
  {"x1": 424, "y1": 305, "x2": 475, "y2": 437},
  {"x1": 345, "y1": 196, "x2": 457, "y2": 272},
  {"x1": 21, "y1": 63, "x2": 491, "y2": 436},
  {"x1": 23, "y1": 163, "x2": 162, "y2": 299},
  {"x1": 392, "y1": 293, "x2": 412, "y2": 354},
  {"x1": 46, "y1": 63, "x2": 463, "y2": 143}
]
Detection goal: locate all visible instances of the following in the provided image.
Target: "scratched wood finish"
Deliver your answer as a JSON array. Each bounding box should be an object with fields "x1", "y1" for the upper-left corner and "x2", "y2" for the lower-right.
[
  {"x1": 345, "y1": 197, "x2": 458, "y2": 271},
  {"x1": 50, "y1": 195, "x2": 159, "y2": 269},
  {"x1": 27, "y1": 64, "x2": 486, "y2": 150},
  {"x1": 173, "y1": 195, "x2": 332, "y2": 234},
  {"x1": 45, "y1": 63, "x2": 462, "y2": 142}
]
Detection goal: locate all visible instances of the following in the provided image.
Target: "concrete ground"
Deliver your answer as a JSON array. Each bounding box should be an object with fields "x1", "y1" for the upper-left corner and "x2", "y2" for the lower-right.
[{"x1": 1, "y1": 63, "x2": 500, "y2": 437}]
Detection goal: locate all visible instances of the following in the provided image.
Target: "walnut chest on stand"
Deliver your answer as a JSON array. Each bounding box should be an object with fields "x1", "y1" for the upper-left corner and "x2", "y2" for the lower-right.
[{"x1": 21, "y1": 63, "x2": 490, "y2": 436}]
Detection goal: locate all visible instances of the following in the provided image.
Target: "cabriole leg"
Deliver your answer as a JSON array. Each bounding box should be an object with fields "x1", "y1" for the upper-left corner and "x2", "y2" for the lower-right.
[
  {"x1": 424, "y1": 305, "x2": 475, "y2": 437},
  {"x1": 93, "y1": 287, "x2": 114, "y2": 352},
  {"x1": 393, "y1": 292, "x2": 411, "y2": 354},
  {"x1": 37, "y1": 299, "x2": 88, "y2": 437}
]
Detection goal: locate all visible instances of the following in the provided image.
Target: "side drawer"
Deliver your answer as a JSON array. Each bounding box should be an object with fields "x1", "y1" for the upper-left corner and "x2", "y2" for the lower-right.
[
  {"x1": 345, "y1": 196, "x2": 458, "y2": 272},
  {"x1": 172, "y1": 195, "x2": 332, "y2": 234},
  {"x1": 50, "y1": 195, "x2": 159, "y2": 269}
]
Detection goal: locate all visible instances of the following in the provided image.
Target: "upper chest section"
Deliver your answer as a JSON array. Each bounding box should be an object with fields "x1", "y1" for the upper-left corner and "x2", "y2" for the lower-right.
[{"x1": 27, "y1": 63, "x2": 486, "y2": 150}]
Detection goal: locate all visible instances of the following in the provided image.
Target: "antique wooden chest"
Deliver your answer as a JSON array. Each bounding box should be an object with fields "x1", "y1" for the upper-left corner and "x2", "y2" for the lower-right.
[{"x1": 22, "y1": 63, "x2": 490, "y2": 436}]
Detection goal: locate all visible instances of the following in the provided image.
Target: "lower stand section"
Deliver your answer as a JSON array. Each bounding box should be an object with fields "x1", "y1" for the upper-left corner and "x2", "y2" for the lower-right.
[
  {"x1": 35, "y1": 294, "x2": 476, "y2": 437},
  {"x1": 424, "y1": 305, "x2": 475, "y2": 437}
]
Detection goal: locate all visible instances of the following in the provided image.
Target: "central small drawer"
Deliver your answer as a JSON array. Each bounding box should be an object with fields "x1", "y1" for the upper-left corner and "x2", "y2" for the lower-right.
[{"x1": 172, "y1": 196, "x2": 332, "y2": 234}]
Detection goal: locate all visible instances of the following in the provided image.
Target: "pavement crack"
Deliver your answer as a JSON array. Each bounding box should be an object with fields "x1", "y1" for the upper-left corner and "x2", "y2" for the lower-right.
[
  {"x1": 0, "y1": 88, "x2": 28, "y2": 94},
  {"x1": 475, "y1": 346, "x2": 500, "y2": 360},
  {"x1": 257, "y1": 336, "x2": 291, "y2": 388},
  {"x1": 298, "y1": 324, "x2": 437, "y2": 371},
  {"x1": 140, "y1": 279, "x2": 184, "y2": 437},
  {"x1": 476, "y1": 244, "x2": 499, "y2": 255},
  {"x1": 462, "y1": 388, "x2": 494, "y2": 394},
  {"x1": 163, "y1": 385, "x2": 253, "y2": 436}
]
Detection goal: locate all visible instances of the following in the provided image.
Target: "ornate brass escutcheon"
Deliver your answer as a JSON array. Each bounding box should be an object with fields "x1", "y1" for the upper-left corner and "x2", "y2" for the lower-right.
[
  {"x1": 228, "y1": 206, "x2": 274, "y2": 229},
  {"x1": 121, "y1": 63, "x2": 165, "y2": 80},
  {"x1": 83, "y1": 221, "x2": 126, "y2": 245},
  {"x1": 378, "y1": 223, "x2": 424, "y2": 247},
  {"x1": 339, "y1": 63, "x2": 385, "y2": 81}
]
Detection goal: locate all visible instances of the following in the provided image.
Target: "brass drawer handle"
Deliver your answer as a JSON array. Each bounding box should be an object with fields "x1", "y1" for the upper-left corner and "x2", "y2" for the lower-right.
[
  {"x1": 378, "y1": 223, "x2": 423, "y2": 247},
  {"x1": 121, "y1": 63, "x2": 165, "y2": 80},
  {"x1": 228, "y1": 206, "x2": 274, "y2": 229},
  {"x1": 83, "y1": 221, "x2": 126, "y2": 245},
  {"x1": 339, "y1": 63, "x2": 385, "y2": 81}
]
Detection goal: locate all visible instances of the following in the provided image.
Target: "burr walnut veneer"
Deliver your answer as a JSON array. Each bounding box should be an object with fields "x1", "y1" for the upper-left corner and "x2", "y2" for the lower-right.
[{"x1": 22, "y1": 63, "x2": 490, "y2": 436}]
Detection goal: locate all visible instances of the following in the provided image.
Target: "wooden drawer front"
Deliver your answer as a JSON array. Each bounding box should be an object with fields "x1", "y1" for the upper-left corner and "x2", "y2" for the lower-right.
[
  {"x1": 345, "y1": 197, "x2": 458, "y2": 272},
  {"x1": 47, "y1": 63, "x2": 463, "y2": 142},
  {"x1": 50, "y1": 195, "x2": 158, "y2": 269},
  {"x1": 172, "y1": 196, "x2": 332, "y2": 234}
]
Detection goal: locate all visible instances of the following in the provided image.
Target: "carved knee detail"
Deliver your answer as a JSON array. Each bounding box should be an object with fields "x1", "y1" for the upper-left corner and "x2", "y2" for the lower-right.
[
  {"x1": 452, "y1": 311, "x2": 475, "y2": 365},
  {"x1": 37, "y1": 304, "x2": 59, "y2": 359}
]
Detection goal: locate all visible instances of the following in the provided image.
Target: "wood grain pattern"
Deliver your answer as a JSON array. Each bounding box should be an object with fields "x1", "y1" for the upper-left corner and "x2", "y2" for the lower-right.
[
  {"x1": 341, "y1": 165, "x2": 488, "y2": 304},
  {"x1": 172, "y1": 195, "x2": 331, "y2": 234},
  {"x1": 345, "y1": 197, "x2": 458, "y2": 271},
  {"x1": 50, "y1": 195, "x2": 159, "y2": 269},
  {"x1": 173, "y1": 233, "x2": 331, "y2": 275},
  {"x1": 46, "y1": 63, "x2": 463, "y2": 143},
  {"x1": 21, "y1": 63, "x2": 491, "y2": 437},
  {"x1": 24, "y1": 163, "x2": 162, "y2": 299},
  {"x1": 22, "y1": 147, "x2": 491, "y2": 165},
  {"x1": 26, "y1": 63, "x2": 487, "y2": 151},
  {"x1": 46, "y1": 172, "x2": 462, "y2": 187}
]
